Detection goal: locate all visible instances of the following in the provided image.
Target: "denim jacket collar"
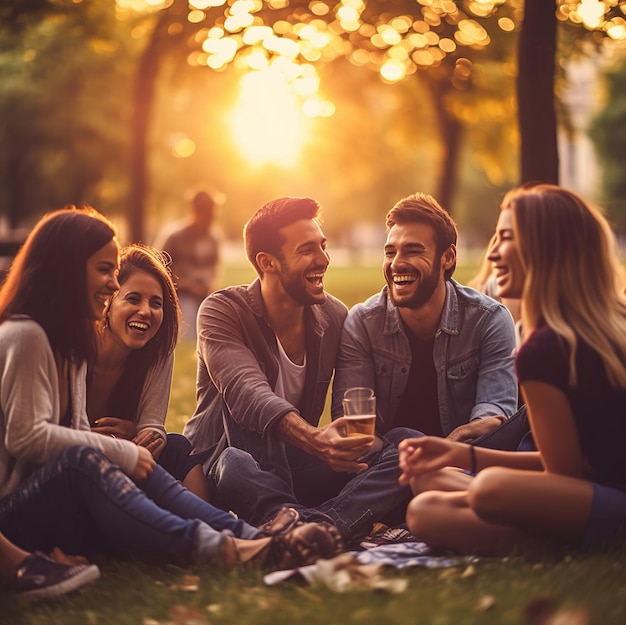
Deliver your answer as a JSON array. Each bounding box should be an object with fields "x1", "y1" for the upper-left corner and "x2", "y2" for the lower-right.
[
  {"x1": 383, "y1": 279, "x2": 460, "y2": 337},
  {"x1": 439, "y1": 280, "x2": 461, "y2": 336}
]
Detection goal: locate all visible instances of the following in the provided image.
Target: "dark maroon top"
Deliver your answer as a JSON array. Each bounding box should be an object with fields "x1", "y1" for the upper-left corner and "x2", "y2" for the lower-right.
[{"x1": 516, "y1": 324, "x2": 626, "y2": 489}]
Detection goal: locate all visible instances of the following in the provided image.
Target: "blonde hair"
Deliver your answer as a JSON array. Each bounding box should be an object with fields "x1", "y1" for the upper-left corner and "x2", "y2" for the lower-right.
[{"x1": 503, "y1": 184, "x2": 626, "y2": 388}]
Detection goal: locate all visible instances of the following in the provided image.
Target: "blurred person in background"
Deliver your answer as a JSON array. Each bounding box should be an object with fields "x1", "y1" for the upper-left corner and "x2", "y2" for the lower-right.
[{"x1": 158, "y1": 187, "x2": 222, "y2": 341}]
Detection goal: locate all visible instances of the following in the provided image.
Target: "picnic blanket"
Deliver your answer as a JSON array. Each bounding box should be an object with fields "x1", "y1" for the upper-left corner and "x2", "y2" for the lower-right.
[{"x1": 264, "y1": 542, "x2": 474, "y2": 592}]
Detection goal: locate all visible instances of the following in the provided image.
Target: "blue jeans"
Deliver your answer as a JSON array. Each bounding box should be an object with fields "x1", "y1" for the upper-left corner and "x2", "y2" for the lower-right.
[
  {"x1": 0, "y1": 445, "x2": 257, "y2": 562},
  {"x1": 211, "y1": 427, "x2": 422, "y2": 544},
  {"x1": 158, "y1": 433, "x2": 204, "y2": 483}
]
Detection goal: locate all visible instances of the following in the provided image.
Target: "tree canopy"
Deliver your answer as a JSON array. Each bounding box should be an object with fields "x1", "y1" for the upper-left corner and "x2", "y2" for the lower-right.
[{"x1": 1, "y1": 0, "x2": 625, "y2": 241}]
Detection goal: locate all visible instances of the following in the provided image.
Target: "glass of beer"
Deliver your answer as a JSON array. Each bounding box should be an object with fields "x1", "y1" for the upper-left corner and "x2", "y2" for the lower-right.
[{"x1": 342, "y1": 387, "x2": 376, "y2": 437}]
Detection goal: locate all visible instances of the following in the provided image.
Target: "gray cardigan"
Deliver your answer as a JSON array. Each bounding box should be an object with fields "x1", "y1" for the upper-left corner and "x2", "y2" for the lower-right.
[{"x1": 0, "y1": 318, "x2": 138, "y2": 497}]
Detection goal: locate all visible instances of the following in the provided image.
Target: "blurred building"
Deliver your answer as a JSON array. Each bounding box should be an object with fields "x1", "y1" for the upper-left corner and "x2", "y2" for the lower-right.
[{"x1": 558, "y1": 51, "x2": 603, "y2": 200}]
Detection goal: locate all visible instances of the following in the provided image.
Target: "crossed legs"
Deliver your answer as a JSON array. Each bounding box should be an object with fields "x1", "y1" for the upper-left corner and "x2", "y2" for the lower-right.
[{"x1": 406, "y1": 466, "x2": 594, "y2": 556}]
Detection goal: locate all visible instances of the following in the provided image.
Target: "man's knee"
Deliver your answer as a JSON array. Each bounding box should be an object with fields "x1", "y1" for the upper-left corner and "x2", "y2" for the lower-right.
[
  {"x1": 211, "y1": 447, "x2": 257, "y2": 487},
  {"x1": 384, "y1": 427, "x2": 425, "y2": 447}
]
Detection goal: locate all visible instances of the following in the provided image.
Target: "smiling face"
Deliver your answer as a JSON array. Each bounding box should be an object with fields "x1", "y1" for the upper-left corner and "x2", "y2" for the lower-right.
[
  {"x1": 487, "y1": 209, "x2": 525, "y2": 300},
  {"x1": 383, "y1": 221, "x2": 450, "y2": 309},
  {"x1": 272, "y1": 218, "x2": 330, "y2": 305},
  {"x1": 108, "y1": 269, "x2": 164, "y2": 352},
  {"x1": 86, "y1": 239, "x2": 120, "y2": 320}
]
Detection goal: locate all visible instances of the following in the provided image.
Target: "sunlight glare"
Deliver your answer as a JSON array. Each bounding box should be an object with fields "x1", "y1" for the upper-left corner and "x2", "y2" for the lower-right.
[
  {"x1": 190, "y1": 0, "x2": 226, "y2": 8},
  {"x1": 577, "y1": 0, "x2": 606, "y2": 29},
  {"x1": 228, "y1": 69, "x2": 308, "y2": 167}
]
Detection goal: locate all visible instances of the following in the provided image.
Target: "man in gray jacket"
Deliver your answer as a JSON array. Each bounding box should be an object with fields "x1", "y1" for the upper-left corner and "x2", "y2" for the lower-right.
[{"x1": 184, "y1": 198, "x2": 385, "y2": 521}]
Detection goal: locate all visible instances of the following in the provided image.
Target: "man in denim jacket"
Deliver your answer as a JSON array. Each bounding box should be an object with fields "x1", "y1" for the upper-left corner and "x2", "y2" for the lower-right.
[{"x1": 332, "y1": 192, "x2": 518, "y2": 443}]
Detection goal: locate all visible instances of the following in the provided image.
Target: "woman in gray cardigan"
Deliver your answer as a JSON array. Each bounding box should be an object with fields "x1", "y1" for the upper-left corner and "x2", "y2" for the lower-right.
[{"x1": 88, "y1": 244, "x2": 211, "y2": 501}]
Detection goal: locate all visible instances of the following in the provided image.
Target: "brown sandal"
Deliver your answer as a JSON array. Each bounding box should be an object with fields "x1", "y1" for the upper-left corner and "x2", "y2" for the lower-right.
[
  {"x1": 262, "y1": 522, "x2": 344, "y2": 571},
  {"x1": 258, "y1": 506, "x2": 301, "y2": 537}
]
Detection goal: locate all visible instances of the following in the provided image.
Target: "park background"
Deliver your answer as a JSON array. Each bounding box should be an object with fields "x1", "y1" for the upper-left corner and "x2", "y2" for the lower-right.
[{"x1": 2, "y1": 1, "x2": 626, "y2": 624}]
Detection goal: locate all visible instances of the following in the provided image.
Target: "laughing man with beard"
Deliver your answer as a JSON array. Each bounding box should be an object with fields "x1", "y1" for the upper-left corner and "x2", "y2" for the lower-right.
[
  {"x1": 183, "y1": 197, "x2": 358, "y2": 479},
  {"x1": 187, "y1": 196, "x2": 443, "y2": 547},
  {"x1": 332, "y1": 192, "x2": 518, "y2": 447}
]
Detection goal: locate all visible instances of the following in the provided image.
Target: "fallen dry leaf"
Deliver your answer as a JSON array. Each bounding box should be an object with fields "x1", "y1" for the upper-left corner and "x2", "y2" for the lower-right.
[
  {"x1": 168, "y1": 605, "x2": 210, "y2": 625},
  {"x1": 477, "y1": 595, "x2": 496, "y2": 611},
  {"x1": 438, "y1": 568, "x2": 459, "y2": 581},
  {"x1": 524, "y1": 595, "x2": 590, "y2": 625},
  {"x1": 524, "y1": 594, "x2": 557, "y2": 625},
  {"x1": 546, "y1": 607, "x2": 590, "y2": 625},
  {"x1": 179, "y1": 575, "x2": 200, "y2": 592},
  {"x1": 309, "y1": 553, "x2": 407, "y2": 594}
]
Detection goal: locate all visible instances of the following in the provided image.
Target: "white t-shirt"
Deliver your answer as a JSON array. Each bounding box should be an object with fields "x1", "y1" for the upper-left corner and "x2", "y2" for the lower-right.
[{"x1": 273, "y1": 337, "x2": 306, "y2": 408}]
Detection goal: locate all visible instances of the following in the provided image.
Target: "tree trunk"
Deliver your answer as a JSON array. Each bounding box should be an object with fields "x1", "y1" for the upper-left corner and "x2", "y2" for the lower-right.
[
  {"x1": 128, "y1": 16, "x2": 166, "y2": 243},
  {"x1": 435, "y1": 110, "x2": 462, "y2": 215},
  {"x1": 6, "y1": 151, "x2": 23, "y2": 231},
  {"x1": 127, "y1": 0, "x2": 191, "y2": 243},
  {"x1": 517, "y1": 0, "x2": 559, "y2": 184},
  {"x1": 422, "y1": 74, "x2": 462, "y2": 215}
]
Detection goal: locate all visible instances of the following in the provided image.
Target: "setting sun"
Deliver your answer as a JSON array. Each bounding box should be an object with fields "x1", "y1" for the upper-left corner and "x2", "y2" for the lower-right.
[{"x1": 227, "y1": 68, "x2": 310, "y2": 167}]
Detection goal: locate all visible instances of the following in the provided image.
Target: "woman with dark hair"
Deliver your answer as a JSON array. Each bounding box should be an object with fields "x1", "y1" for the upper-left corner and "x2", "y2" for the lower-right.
[
  {"x1": 88, "y1": 244, "x2": 210, "y2": 500},
  {"x1": 0, "y1": 206, "x2": 342, "y2": 569},
  {"x1": 398, "y1": 184, "x2": 626, "y2": 555}
]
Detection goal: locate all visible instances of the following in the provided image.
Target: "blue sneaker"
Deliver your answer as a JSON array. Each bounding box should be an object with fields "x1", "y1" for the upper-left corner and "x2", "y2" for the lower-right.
[{"x1": 15, "y1": 552, "x2": 100, "y2": 603}]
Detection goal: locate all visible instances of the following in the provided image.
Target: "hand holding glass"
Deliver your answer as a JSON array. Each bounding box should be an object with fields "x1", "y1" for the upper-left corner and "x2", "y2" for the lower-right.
[{"x1": 342, "y1": 387, "x2": 376, "y2": 437}]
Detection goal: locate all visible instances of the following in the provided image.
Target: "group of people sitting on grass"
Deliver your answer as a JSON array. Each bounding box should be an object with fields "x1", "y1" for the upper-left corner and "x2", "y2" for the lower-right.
[{"x1": 1, "y1": 183, "x2": 625, "y2": 603}]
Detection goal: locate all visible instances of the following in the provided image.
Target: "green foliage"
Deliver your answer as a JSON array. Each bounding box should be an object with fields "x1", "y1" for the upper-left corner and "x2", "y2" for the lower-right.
[{"x1": 0, "y1": 1, "x2": 136, "y2": 227}]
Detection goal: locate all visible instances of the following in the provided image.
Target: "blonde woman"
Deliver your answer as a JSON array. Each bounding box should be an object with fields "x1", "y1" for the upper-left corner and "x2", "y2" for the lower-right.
[{"x1": 398, "y1": 184, "x2": 626, "y2": 555}]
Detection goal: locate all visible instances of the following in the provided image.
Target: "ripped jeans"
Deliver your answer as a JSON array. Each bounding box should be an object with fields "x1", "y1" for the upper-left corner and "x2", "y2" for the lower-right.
[{"x1": 0, "y1": 445, "x2": 258, "y2": 563}]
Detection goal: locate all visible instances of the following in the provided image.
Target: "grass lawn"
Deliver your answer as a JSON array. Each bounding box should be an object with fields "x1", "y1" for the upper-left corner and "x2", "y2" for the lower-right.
[{"x1": 3, "y1": 263, "x2": 626, "y2": 624}]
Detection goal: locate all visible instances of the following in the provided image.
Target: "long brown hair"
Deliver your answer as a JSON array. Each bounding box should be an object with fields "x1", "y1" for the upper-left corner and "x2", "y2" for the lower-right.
[{"x1": 0, "y1": 206, "x2": 117, "y2": 364}]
